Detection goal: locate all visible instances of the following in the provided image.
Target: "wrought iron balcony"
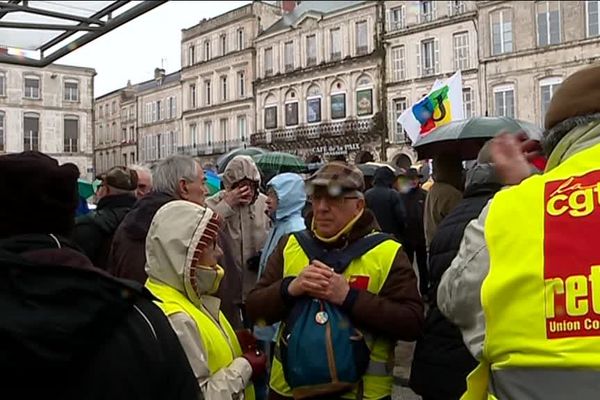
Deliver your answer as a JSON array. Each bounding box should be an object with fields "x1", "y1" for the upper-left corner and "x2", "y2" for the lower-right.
[{"x1": 177, "y1": 138, "x2": 247, "y2": 157}]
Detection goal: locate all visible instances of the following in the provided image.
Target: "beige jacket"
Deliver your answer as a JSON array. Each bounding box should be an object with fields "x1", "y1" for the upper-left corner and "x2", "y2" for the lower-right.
[
  {"x1": 424, "y1": 182, "x2": 463, "y2": 246},
  {"x1": 206, "y1": 156, "x2": 269, "y2": 308},
  {"x1": 145, "y1": 201, "x2": 253, "y2": 399}
]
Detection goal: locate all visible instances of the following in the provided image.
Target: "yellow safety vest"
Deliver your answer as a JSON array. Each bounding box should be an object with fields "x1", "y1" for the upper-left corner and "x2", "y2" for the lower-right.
[
  {"x1": 146, "y1": 279, "x2": 255, "y2": 400},
  {"x1": 270, "y1": 234, "x2": 401, "y2": 400},
  {"x1": 462, "y1": 143, "x2": 600, "y2": 400}
]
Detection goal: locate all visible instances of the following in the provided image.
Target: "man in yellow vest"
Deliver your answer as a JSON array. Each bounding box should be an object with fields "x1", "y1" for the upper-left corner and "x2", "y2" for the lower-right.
[
  {"x1": 438, "y1": 64, "x2": 600, "y2": 399},
  {"x1": 246, "y1": 162, "x2": 424, "y2": 400},
  {"x1": 145, "y1": 200, "x2": 266, "y2": 400}
]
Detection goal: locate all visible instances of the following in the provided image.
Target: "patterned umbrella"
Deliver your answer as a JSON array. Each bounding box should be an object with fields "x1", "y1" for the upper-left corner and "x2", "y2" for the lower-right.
[
  {"x1": 204, "y1": 170, "x2": 221, "y2": 195},
  {"x1": 252, "y1": 152, "x2": 307, "y2": 174}
]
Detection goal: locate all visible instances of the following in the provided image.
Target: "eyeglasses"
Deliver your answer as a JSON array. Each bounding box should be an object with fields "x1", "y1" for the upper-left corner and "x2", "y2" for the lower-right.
[{"x1": 309, "y1": 193, "x2": 361, "y2": 206}]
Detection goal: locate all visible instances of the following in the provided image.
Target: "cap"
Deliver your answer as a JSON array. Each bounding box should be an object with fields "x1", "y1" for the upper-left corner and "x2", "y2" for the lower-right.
[
  {"x1": 306, "y1": 161, "x2": 365, "y2": 196},
  {"x1": 98, "y1": 166, "x2": 138, "y2": 191}
]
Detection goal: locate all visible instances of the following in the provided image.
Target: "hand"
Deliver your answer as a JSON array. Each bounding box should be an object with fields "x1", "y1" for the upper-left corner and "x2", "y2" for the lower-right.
[
  {"x1": 223, "y1": 186, "x2": 252, "y2": 208},
  {"x1": 490, "y1": 132, "x2": 541, "y2": 185},
  {"x1": 242, "y1": 349, "x2": 267, "y2": 380},
  {"x1": 287, "y1": 263, "x2": 333, "y2": 297},
  {"x1": 310, "y1": 260, "x2": 350, "y2": 306}
]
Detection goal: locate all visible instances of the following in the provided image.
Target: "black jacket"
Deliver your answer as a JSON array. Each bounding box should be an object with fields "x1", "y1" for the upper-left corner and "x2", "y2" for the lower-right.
[
  {"x1": 72, "y1": 193, "x2": 136, "y2": 270},
  {"x1": 364, "y1": 168, "x2": 406, "y2": 240},
  {"x1": 0, "y1": 234, "x2": 199, "y2": 400},
  {"x1": 401, "y1": 187, "x2": 427, "y2": 247},
  {"x1": 409, "y1": 177, "x2": 502, "y2": 400}
]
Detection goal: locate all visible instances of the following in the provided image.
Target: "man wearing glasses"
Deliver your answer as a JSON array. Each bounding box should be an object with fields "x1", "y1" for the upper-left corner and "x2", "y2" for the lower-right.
[{"x1": 247, "y1": 162, "x2": 424, "y2": 400}]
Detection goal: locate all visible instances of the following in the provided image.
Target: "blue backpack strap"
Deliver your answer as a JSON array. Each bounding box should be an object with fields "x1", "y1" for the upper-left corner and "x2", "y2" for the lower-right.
[{"x1": 293, "y1": 230, "x2": 325, "y2": 262}]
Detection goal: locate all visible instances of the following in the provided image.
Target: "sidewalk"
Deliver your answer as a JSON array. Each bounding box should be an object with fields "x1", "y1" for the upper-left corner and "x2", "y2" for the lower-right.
[{"x1": 392, "y1": 341, "x2": 420, "y2": 400}]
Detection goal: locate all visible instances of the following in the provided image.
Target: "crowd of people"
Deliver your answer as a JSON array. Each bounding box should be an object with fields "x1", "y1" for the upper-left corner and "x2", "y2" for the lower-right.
[{"x1": 3, "y1": 63, "x2": 600, "y2": 400}]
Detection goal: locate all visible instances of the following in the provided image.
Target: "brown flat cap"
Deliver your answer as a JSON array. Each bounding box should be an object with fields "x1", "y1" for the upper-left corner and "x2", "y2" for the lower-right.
[
  {"x1": 99, "y1": 166, "x2": 138, "y2": 191},
  {"x1": 306, "y1": 161, "x2": 365, "y2": 195},
  {"x1": 545, "y1": 64, "x2": 600, "y2": 130}
]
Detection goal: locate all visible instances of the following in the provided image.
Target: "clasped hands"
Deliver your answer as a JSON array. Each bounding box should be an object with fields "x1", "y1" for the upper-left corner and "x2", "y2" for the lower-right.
[{"x1": 287, "y1": 260, "x2": 350, "y2": 305}]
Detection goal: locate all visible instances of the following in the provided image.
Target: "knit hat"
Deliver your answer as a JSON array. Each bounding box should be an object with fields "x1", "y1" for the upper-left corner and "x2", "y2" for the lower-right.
[
  {"x1": 98, "y1": 166, "x2": 138, "y2": 191},
  {"x1": 544, "y1": 64, "x2": 600, "y2": 130},
  {"x1": 0, "y1": 151, "x2": 79, "y2": 238}
]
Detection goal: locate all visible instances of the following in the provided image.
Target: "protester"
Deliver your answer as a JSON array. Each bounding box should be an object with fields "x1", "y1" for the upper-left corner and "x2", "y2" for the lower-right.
[
  {"x1": 108, "y1": 155, "x2": 207, "y2": 283},
  {"x1": 424, "y1": 153, "x2": 464, "y2": 246},
  {"x1": 71, "y1": 166, "x2": 137, "y2": 270},
  {"x1": 0, "y1": 151, "x2": 199, "y2": 400},
  {"x1": 206, "y1": 155, "x2": 269, "y2": 329},
  {"x1": 247, "y1": 162, "x2": 424, "y2": 400},
  {"x1": 410, "y1": 142, "x2": 502, "y2": 400},
  {"x1": 145, "y1": 200, "x2": 265, "y2": 399},
  {"x1": 364, "y1": 166, "x2": 407, "y2": 242},
  {"x1": 438, "y1": 64, "x2": 600, "y2": 398},
  {"x1": 129, "y1": 164, "x2": 153, "y2": 198}
]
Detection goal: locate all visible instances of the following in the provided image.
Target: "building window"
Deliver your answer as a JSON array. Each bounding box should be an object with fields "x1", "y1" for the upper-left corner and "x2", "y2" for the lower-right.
[
  {"x1": 265, "y1": 106, "x2": 277, "y2": 129},
  {"x1": 494, "y1": 85, "x2": 515, "y2": 118},
  {"x1": 168, "y1": 96, "x2": 176, "y2": 119},
  {"x1": 24, "y1": 113, "x2": 39, "y2": 151},
  {"x1": 188, "y1": 44, "x2": 195, "y2": 66},
  {"x1": 307, "y1": 98, "x2": 321, "y2": 123},
  {"x1": 420, "y1": 1, "x2": 435, "y2": 22},
  {"x1": 393, "y1": 98, "x2": 408, "y2": 142},
  {"x1": 357, "y1": 83, "x2": 373, "y2": 117},
  {"x1": 284, "y1": 41, "x2": 294, "y2": 72},
  {"x1": 204, "y1": 40, "x2": 211, "y2": 60},
  {"x1": 285, "y1": 102, "x2": 298, "y2": 126},
  {"x1": 237, "y1": 28, "x2": 245, "y2": 50},
  {"x1": 587, "y1": 1, "x2": 600, "y2": 37},
  {"x1": 190, "y1": 123, "x2": 197, "y2": 146},
  {"x1": 24, "y1": 76, "x2": 40, "y2": 99},
  {"x1": 537, "y1": 1, "x2": 561, "y2": 47},
  {"x1": 238, "y1": 71, "x2": 245, "y2": 98},
  {"x1": 204, "y1": 121, "x2": 213, "y2": 144},
  {"x1": 157, "y1": 100, "x2": 163, "y2": 121},
  {"x1": 355, "y1": 21, "x2": 368, "y2": 55},
  {"x1": 453, "y1": 32, "x2": 470, "y2": 70},
  {"x1": 112, "y1": 101, "x2": 116, "y2": 114},
  {"x1": 330, "y1": 28, "x2": 341, "y2": 61},
  {"x1": 306, "y1": 35, "x2": 317, "y2": 66},
  {"x1": 220, "y1": 76, "x2": 227, "y2": 102},
  {"x1": 237, "y1": 115, "x2": 247, "y2": 140},
  {"x1": 220, "y1": 34, "x2": 227, "y2": 56},
  {"x1": 463, "y1": 88, "x2": 474, "y2": 118},
  {"x1": 220, "y1": 118, "x2": 228, "y2": 141},
  {"x1": 204, "y1": 80, "x2": 211, "y2": 105},
  {"x1": 391, "y1": 46, "x2": 405, "y2": 81},
  {"x1": 0, "y1": 72, "x2": 5, "y2": 96},
  {"x1": 491, "y1": 9, "x2": 513, "y2": 55},
  {"x1": 264, "y1": 47, "x2": 273, "y2": 76},
  {"x1": 331, "y1": 93, "x2": 346, "y2": 120},
  {"x1": 63, "y1": 80, "x2": 79, "y2": 102},
  {"x1": 540, "y1": 77, "x2": 562, "y2": 122},
  {"x1": 0, "y1": 111, "x2": 4, "y2": 151},
  {"x1": 448, "y1": 0, "x2": 466, "y2": 16},
  {"x1": 129, "y1": 126, "x2": 135, "y2": 142},
  {"x1": 64, "y1": 117, "x2": 78, "y2": 153},
  {"x1": 190, "y1": 84, "x2": 197, "y2": 108},
  {"x1": 419, "y1": 38, "x2": 438, "y2": 77},
  {"x1": 389, "y1": 6, "x2": 406, "y2": 31}
]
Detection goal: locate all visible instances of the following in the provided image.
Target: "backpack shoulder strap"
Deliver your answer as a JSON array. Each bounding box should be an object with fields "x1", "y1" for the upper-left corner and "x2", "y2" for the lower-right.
[
  {"x1": 334, "y1": 232, "x2": 394, "y2": 273},
  {"x1": 292, "y1": 230, "x2": 325, "y2": 262}
]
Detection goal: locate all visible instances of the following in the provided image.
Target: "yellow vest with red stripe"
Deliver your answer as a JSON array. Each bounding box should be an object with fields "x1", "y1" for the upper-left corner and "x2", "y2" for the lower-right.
[
  {"x1": 146, "y1": 279, "x2": 255, "y2": 400},
  {"x1": 462, "y1": 143, "x2": 600, "y2": 400},
  {"x1": 269, "y1": 234, "x2": 401, "y2": 400}
]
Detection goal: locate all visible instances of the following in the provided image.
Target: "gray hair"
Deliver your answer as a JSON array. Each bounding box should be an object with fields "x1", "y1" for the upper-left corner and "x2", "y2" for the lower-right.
[
  {"x1": 543, "y1": 113, "x2": 600, "y2": 156},
  {"x1": 152, "y1": 155, "x2": 201, "y2": 197},
  {"x1": 128, "y1": 163, "x2": 153, "y2": 184}
]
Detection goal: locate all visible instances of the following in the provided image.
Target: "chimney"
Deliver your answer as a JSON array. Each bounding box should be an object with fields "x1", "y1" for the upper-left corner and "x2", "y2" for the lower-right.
[
  {"x1": 282, "y1": 0, "x2": 296, "y2": 13},
  {"x1": 154, "y1": 67, "x2": 165, "y2": 80}
]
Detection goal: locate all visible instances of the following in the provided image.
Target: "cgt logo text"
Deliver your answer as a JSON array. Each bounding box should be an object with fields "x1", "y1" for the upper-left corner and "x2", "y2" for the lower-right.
[{"x1": 546, "y1": 176, "x2": 600, "y2": 217}]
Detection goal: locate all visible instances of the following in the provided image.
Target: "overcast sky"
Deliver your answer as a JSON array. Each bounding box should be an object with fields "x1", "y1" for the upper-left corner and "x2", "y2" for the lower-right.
[{"x1": 60, "y1": 1, "x2": 249, "y2": 97}]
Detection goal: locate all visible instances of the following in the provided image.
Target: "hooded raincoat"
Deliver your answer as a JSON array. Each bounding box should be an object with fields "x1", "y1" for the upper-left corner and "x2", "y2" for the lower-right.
[
  {"x1": 145, "y1": 201, "x2": 254, "y2": 400},
  {"x1": 206, "y1": 156, "x2": 269, "y2": 328}
]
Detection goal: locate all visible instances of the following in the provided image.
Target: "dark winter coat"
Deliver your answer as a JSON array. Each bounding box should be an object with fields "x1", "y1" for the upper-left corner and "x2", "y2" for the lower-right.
[
  {"x1": 401, "y1": 187, "x2": 427, "y2": 247},
  {"x1": 364, "y1": 167, "x2": 406, "y2": 241},
  {"x1": 71, "y1": 193, "x2": 136, "y2": 270},
  {"x1": 0, "y1": 234, "x2": 199, "y2": 400},
  {"x1": 107, "y1": 192, "x2": 176, "y2": 283},
  {"x1": 410, "y1": 166, "x2": 502, "y2": 400}
]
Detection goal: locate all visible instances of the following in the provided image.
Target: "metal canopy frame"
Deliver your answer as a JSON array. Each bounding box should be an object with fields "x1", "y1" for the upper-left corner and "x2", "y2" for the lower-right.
[{"x1": 0, "y1": 0, "x2": 167, "y2": 67}]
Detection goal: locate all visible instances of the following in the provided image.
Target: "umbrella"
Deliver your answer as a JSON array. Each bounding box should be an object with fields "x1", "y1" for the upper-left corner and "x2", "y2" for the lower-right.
[
  {"x1": 78, "y1": 178, "x2": 100, "y2": 199},
  {"x1": 216, "y1": 147, "x2": 268, "y2": 173},
  {"x1": 413, "y1": 116, "x2": 543, "y2": 160},
  {"x1": 204, "y1": 170, "x2": 222, "y2": 195},
  {"x1": 252, "y1": 152, "x2": 307, "y2": 174},
  {"x1": 357, "y1": 162, "x2": 397, "y2": 177}
]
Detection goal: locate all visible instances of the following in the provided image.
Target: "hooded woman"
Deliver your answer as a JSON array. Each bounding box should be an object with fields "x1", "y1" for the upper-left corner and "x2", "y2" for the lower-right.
[{"x1": 145, "y1": 200, "x2": 266, "y2": 400}]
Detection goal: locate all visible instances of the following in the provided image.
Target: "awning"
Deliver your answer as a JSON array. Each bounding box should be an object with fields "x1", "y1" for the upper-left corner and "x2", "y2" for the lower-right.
[{"x1": 0, "y1": 0, "x2": 166, "y2": 67}]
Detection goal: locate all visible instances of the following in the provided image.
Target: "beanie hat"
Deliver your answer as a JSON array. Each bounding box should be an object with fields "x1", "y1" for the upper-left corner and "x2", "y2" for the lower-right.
[
  {"x1": 0, "y1": 151, "x2": 79, "y2": 239},
  {"x1": 98, "y1": 166, "x2": 138, "y2": 191},
  {"x1": 544, "y1": 64, "x2": 600, "y2": 130}
]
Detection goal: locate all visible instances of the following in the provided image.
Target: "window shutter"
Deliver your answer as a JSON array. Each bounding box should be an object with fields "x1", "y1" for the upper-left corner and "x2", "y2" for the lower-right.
[
  {"x1": 387, "y1": 9, "x2": 391, "y2": 31},
  {"x1": 432, "y1": 1, "x2": 437, "y2": 19},
  {"x1": 416, "y1": 42, "x2": 421, "y2": 77},
  {"x1": 434, "y1": 38, "x2": 440, "y2": 74},
  {"x1": 401, "y1": 5, "x2": 406, "y2": 28},
  {"x1": 447, "y1": 1, "x2": 452, "y2": 16}
]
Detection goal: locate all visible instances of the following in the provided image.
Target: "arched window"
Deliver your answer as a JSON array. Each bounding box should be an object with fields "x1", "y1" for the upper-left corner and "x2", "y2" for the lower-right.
[
  {"x1": 330, "y1": 79, "x2": 346, "y2": 120},
  {"x1": 264, "y1": 93, "x2": 277, "y2": 129},
  {"x1": 285, "y1": 89, "x2": 298, "y2": 126},
  {"x1": 307, "y1": 84, "x2": 322, "y2": 123},
  {"x1": 356, "y1": 74, "x2": 373, "y2": 117}
]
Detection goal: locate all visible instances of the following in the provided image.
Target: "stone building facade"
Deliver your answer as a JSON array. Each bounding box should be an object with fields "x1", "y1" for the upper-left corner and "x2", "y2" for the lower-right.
[
  {"x1": 178, "y1": 1, "x2": 281, "y2": 163},
  {"x1": 0, "y1": 62, "x2": 95, "y2": 179},
  {"x1": 94, "y1": 89, "x2": 125, "y2": 173},
  {"x1": 251, "y1": 1, "x2": 386, "y2": 164}
]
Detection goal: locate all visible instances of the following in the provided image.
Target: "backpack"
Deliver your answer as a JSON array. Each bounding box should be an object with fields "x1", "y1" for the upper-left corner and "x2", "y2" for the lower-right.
[{"x1": 279, "y1": 230, "x2": 392, "y2": 399}]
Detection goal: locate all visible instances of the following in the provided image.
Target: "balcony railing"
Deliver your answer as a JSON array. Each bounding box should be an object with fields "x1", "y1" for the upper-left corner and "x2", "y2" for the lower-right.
[
  {"x1": 177, "y1": 138, "x2": 247, "y2": 156},
  {"x1": 251, "y1": 119, "x2": 374, "y2": 146}
]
